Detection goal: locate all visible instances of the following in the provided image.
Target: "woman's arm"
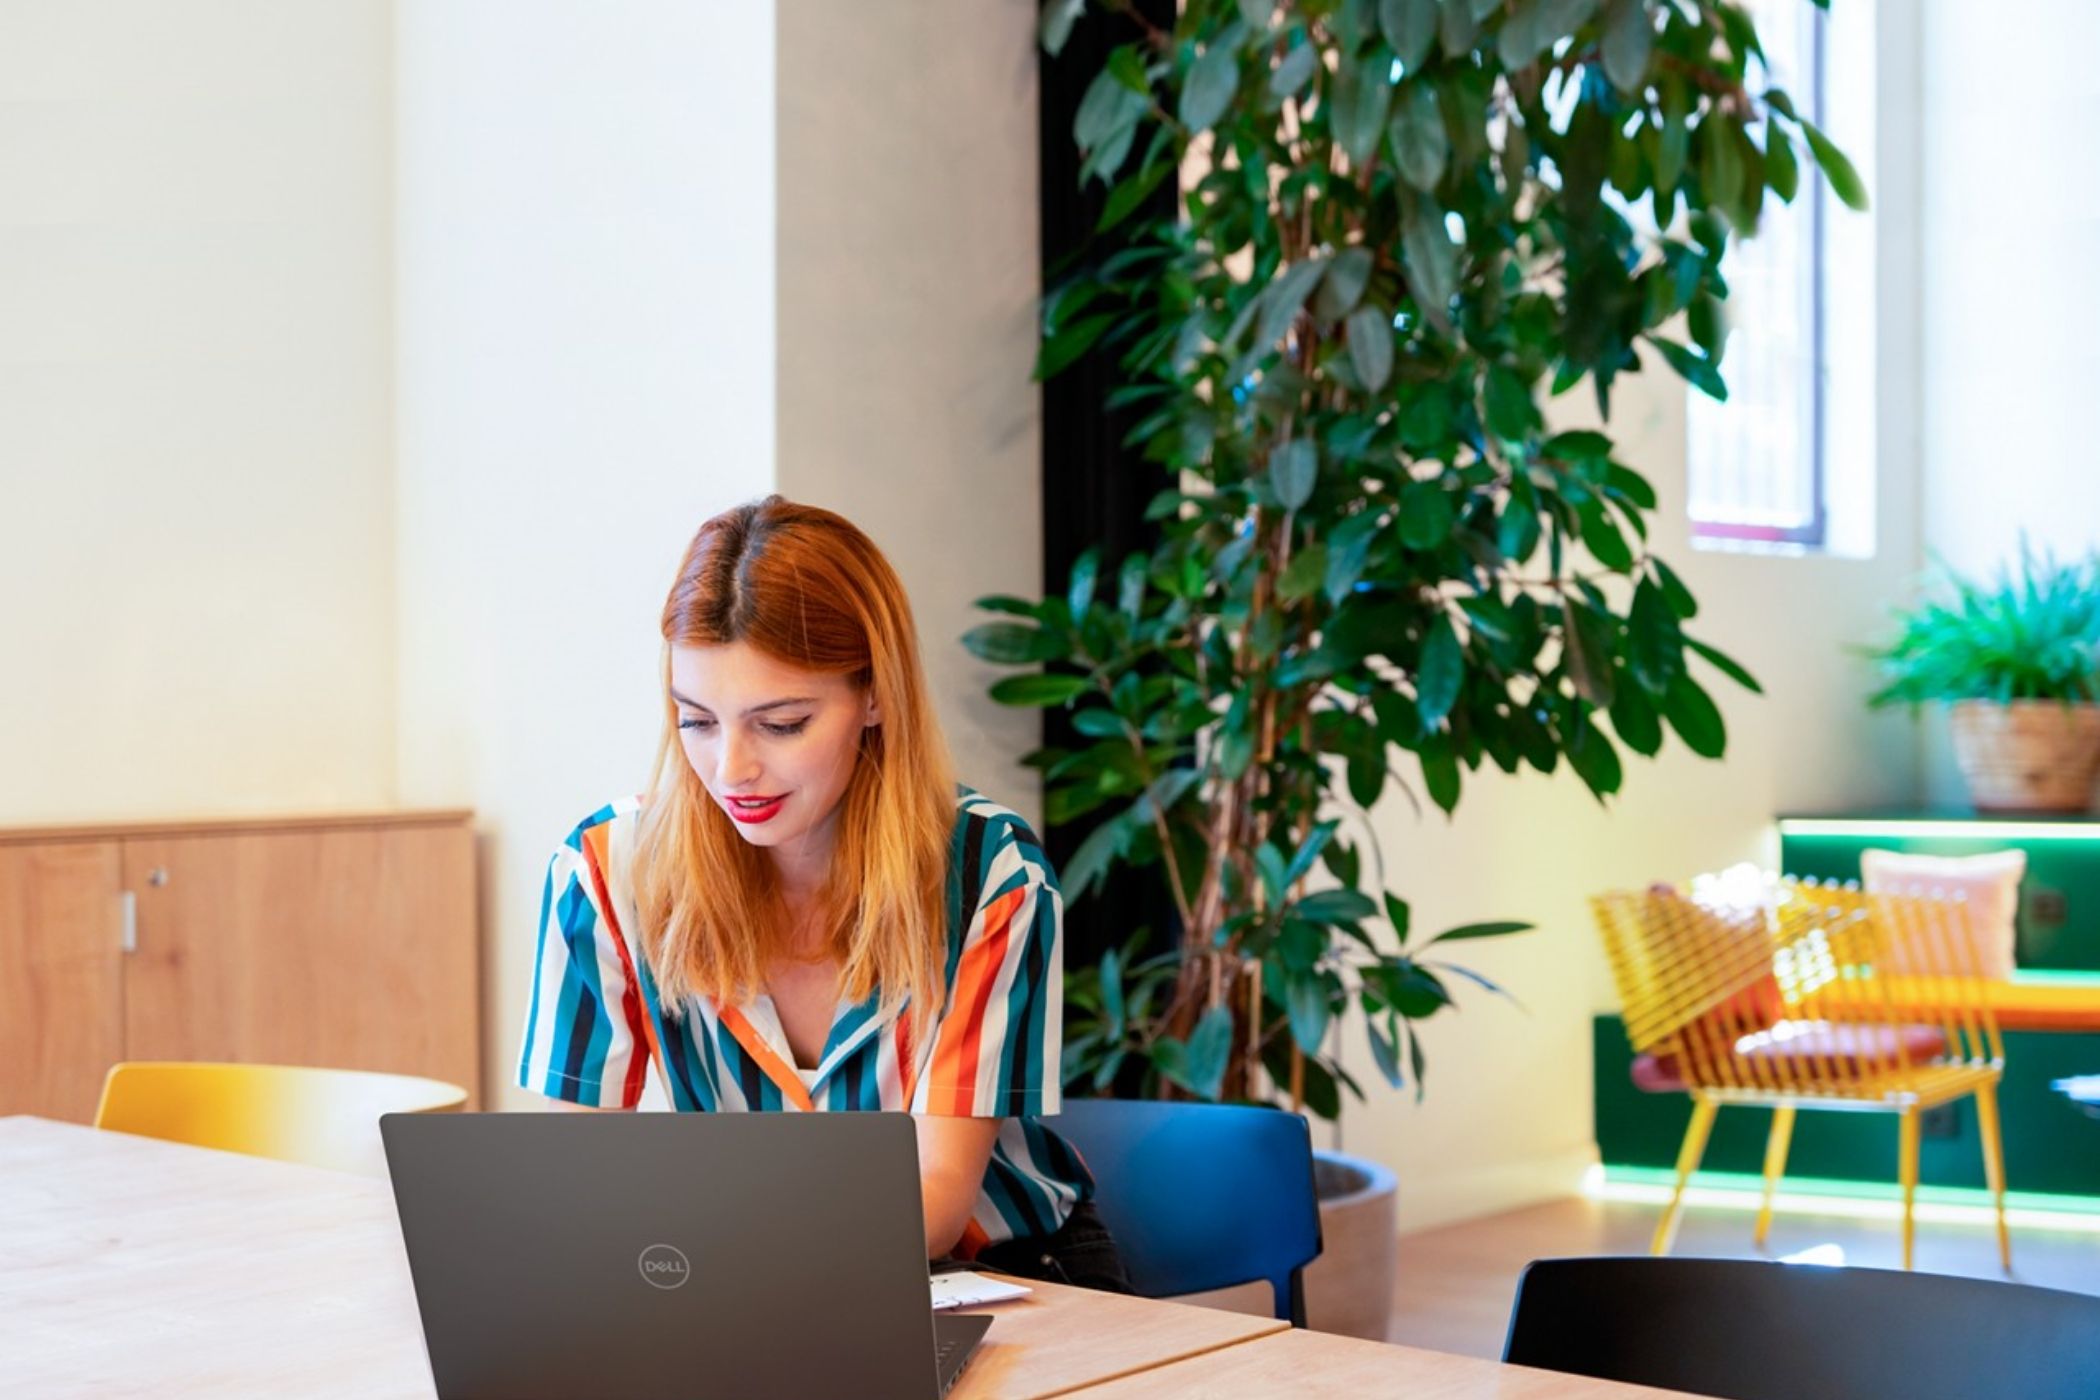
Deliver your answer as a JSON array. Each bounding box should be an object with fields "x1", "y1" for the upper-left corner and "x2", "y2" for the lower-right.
[{"x1": 915, "y1": 1114, "x2": 1003, "y2": 1258}]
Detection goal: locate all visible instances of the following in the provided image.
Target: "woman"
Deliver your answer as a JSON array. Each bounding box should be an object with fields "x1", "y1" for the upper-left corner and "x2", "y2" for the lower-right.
[{"x1": 516, "y1": 495, "x2": 1129, "y2": 1291}]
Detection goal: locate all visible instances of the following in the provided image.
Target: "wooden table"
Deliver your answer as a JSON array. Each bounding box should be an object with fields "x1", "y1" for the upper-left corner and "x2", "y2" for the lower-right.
[
  {"x1": 0, "y1": 1116, "x2": 1694, "y2": 1398},
  {"x1": 0, "y1": 1116, "x2": 1278, "y2": 1398},
  {"x1": 1066, "y1": 1326, "x2": 1689, "y2": 1398}
]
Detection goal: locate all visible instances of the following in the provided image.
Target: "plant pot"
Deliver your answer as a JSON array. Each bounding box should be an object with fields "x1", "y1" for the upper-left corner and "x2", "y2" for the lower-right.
[
  {"x1": 1949, "y1": 700, "x2": 2100, "y2": 813},
  {"x1": 1301, "y1": 1149, "x2": 1399, "y2": 1340}
]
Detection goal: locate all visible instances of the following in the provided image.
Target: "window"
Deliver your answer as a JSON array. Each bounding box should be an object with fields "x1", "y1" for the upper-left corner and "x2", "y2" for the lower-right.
[{"x1": 1687, "y1": 0, "x2": 1876, "y2": 557}]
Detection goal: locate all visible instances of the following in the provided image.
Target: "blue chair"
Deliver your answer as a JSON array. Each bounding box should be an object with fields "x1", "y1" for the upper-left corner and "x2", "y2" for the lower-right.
[
  {"x1": 1052, "y1": 1098, "x2": 1322, "y2": 1325},
  {"x1": 1504, "y1": 1256, "x2": 2100, "y2": 1400}
]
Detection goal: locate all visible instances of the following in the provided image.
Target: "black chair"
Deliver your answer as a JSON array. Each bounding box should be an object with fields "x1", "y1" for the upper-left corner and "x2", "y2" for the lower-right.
[
  {"x1": 1503, "y1": 1256, "x2": 2100, "y2": 1400},
  {"x1": 1051, "y1": 1098, "x2": 1323, "y2": 1325}
]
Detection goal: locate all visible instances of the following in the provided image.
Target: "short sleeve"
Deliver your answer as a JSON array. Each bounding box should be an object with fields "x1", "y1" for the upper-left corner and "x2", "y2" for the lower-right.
[
  {"x1": 515, "y1": 820, "x2": 652, "y2": 1108},
  {"x1": 916, "y1": 822, "x2": 1064, "y2": 1119}
]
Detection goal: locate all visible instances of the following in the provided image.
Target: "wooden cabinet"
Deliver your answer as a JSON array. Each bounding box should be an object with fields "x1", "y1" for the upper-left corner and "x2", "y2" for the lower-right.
[{"x1": 0, "y1": 812, "x2": 478, "y2": 1124}]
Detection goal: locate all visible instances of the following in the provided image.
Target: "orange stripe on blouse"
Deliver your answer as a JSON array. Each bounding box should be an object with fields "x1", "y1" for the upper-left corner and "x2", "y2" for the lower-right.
[
  {"x1": 719, "y1": 1005, "x2": 817, "y2": 1112},
  {"x1": 926, "y1": 884, "x2": 1026, "y2": 1117},
  {"x1": 581, "y1": 822, "x2": 658, "y2": 1107},
  {"x1": 953, "y1": 1218, "x2": 992, "y2": 1263}
]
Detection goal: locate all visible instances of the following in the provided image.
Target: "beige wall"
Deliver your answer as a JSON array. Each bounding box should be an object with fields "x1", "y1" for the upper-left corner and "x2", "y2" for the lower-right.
[
  {"x1": 1917, "y1": 0, "x2": 2100, "y2": 803},
  {"x1": 392, "y1": 1, "x2": 779, "y2": 1109},
  {"x1": 775, "y1": 0, "x2": 1045, "y2": 822},
  {"x1": 0, "y1": 1, "x2": 396, "y2": 823}
]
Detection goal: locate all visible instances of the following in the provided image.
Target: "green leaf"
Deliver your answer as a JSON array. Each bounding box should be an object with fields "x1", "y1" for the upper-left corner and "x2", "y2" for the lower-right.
[
  {"x1": 1384, "y1": 891, "x2": 1412, "y2": 942},
  {"x1": 1440, "y1": 0, "x2": 1480, "y2": 54},
  {"x1": 961, "y1": 621, "x2": 1052, "y2": 664},
  {"x1": 1039, "y1": 0, "x2": 1085, "y2": 56},
  {"x1": 1688, "y1": 637, "x2": 1764, "y2": 695},
  {"x1": 1098, "y1": 945, "x2": 1126, "y2": 1035},
  {"x1": 1764, "y1": 124, "x2": 1799, "y2": 203},
  {"x1": 1545, "y1": 429, "x2": 1612, "y2": 460},
  {"x1": 1567, "y1": 713, "x2": 1624, "y2": 798},
  {"x1": 1252, "y1": 257, "x2": 1328, "y2": 357},
  {"x1": 1400, "y1": 195, "x2": 1459, "y2": 332},
  {"x1": 1399, "y1": 479, "x2": 1455, "y2": 549},
  {"x1": 1426, "y1": 919, "x2": 1531, "y2": 944},
  {"x1": 1328, "y1": 46, "x2": 1396, "y2": 168},
  {"x1": 1069, "y1": 707, "x2": 1128, "y2": 739},
  {"x1": 1600, "y1": 0, "x2": 1651, "y2": 95},
  {"x1": 1183, "y1": 1004, "x2": 1235, "y2": 1099},
  {"x1": 1626, "y1": 579, "x2": 1681, "y2": 694},
  {"x1": 1578, "y1": 500, "x2": 1634, "y2": 572},
  {"x1": 989, "y1": 673, "x2": 1091, "y2": 706},
  {"x1": 1270, "y1": 39, "x2": 1320, "y2": 97},
  {"x1": 1652, "y1": 557, "x2": 1698, "y2": 620},
  {"x1": 1801, "y1": 117, "x2": 1869, "y2": 211},
  {"x1": 1609, "y1": 680, "x2": 1664, "y2": 756},
  {"x1": 1255, "y1": 840, "x2": 1290, "y2": 905},
  {"x1": 1316, "y1": 247, "x2": 1375, "y2": 322},
  {"x1": 1096, "y1": 158, "x2": 1172, "y2": 233},
  {"x1": 1324, "y1": 509, "x2": 1384, "y2": 603},
  {"x1": 1484, "y1": 363, "x2": 1539, "y2": 439},
  {"x1": 1416, "y1": 613, "x2": 1464, "y2": 728},
  {"x1": 1645, "y1": 336, "x2": 1727, "y2": 401},
  {"x1": 1284, "y1": 820, "x2": 1341, "y2": 888},
  {"x1": 1239, "y1": 0, "x2": 1272, "y2": 25},
  {"x1": 1034, "y1": 311, "x2": 1114, "y2": 380},
  {"x1": 1420, "y1": 737, "x2": 1460, "y2": 813},
  {"x1": 1278, "y1": 543, "x2": 1329, "y2": 601},
  {"x1": 1367, "y1": 1017, "x2": 1405, "y2": 1088},
  {"x1": 1386, "y1": 82, "x2": 1449, "y2": 192},
  {"x1": 1296, "y1": 888, "x2": 1380, "y2": 924},
  {"x1": 1269, "y1": 437, "x2": 1318, "y2": 510},
  {"x1": 1180, "y1": 39, "x2": 1241, "y2": 134},
  {"x1": 1346, "y1": 305, "x2": 1395, "y2": 393},
  {"x1": 1662, "y1": 673, "x2": 1727, "y2": 757},
  {"x1": 1380, "y1": 0, "x2": 1438, "y2": 68},
  {"x1": 1068, "y1": 547, "x2": 1100, "y2": 616},
  {"x1": 1062, "y1": 817, "x2": 1124, "y2": 903},
  {"x1": 1286, "y1": 972, "x2": 1334, "y2": 1056}
]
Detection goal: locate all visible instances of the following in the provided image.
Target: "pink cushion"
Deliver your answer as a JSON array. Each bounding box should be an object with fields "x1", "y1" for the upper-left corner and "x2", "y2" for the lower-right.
[
  {"x1": 1630, "y1": 1021, "x2": 1950, "y2": 1095},
  {"x1": 1861, "y1": 848, "x2": 2024, "y2": 979}
]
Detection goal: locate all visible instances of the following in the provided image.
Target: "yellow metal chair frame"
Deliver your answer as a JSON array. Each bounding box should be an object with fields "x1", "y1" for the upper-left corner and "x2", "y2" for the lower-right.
[
  {"x1": 1592, "y1": 878, "x2": 2009, "y2": 1271},
  {"x1": 94, "y1": 1061, "x2": 469, "y2": 1176}
]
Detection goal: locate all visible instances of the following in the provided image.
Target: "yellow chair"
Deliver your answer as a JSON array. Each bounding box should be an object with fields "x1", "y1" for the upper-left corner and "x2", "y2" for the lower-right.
[
  {"x1": 1592, "y1": 876, "x2": 2009, "y2": 1271},
  {"x1": 94, "y1": 1061, "x2": 469, "y2": 1176}
]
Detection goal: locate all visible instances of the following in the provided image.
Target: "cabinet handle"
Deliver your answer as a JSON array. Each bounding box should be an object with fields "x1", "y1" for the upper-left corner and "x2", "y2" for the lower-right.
[{"x1": 120, "y1": 891, "x2": 137, "y2": 954}]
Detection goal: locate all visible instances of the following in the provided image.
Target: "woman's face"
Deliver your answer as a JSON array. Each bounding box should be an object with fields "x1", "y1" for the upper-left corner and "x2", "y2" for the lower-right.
[{"x1": 668, "y1": 641, "x2": 879, "y2": 873}]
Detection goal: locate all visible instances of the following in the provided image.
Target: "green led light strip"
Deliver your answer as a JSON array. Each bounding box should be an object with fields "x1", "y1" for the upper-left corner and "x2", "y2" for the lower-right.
[
  {"x1": 1601, "y1": 1164, "x2": 2100, "y2": 1218},
  {"x1": 1778, "y1": 819, "x2": 2100, "y2": 842}
]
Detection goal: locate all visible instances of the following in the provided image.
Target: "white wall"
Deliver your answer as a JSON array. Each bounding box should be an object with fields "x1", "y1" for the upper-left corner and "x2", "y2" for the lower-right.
[
  {"x1": 1916, "y1": 0, "x2": 2100, "y2": 802},
  {"x1": 392, "y1": 1, "x2": 776, "y2": 1109},
  {"x1": 1344, "y1": 3, "x2": 1930, "y2": 1230},
  {"x1": 0, "y1": 1, "x2": 396, "y2": 823},
  {"x1": 775, "y1": 0, "x2": 1044, "y2": 820}
]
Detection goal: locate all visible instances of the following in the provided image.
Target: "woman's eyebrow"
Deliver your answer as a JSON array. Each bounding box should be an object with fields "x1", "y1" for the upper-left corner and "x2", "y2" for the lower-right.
[{"x1": 669, "y1": 690, "x2": 819, "y2": 717}]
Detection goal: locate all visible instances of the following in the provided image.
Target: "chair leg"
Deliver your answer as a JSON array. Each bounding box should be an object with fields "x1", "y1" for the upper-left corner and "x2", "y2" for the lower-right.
[
  {"x1": 1754, "y1": 1105, "x2": 1796, "y2": 1249},
  {"x1": 1898, "y1": 1106, "x2": 1921, "y2": 1271},
  {"x1": 1653, "y1": 1095, "x2": 1718, "y2": 1257},
  {"x1": 1974, "y1": 1082, "x2": 2013, "y2": 1272}
]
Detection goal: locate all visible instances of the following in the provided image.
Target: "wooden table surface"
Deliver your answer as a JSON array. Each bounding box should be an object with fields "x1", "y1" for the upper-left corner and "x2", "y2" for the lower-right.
[
  {"x1": 0, "y1": 1116, "x2": 1281, "y2": 1399},
  {"x1": 1065, "y1": 1326, "x2": 1694, "y2": 1399},
  {"x1": 1, "y1": 1115, "x2": 1697, "y2": 1399}
]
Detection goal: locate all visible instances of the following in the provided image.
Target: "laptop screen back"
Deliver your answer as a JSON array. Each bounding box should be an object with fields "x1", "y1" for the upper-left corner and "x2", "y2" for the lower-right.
[{"x1": 382, "y1": 1112, "x2": 945, "y2": 1400}]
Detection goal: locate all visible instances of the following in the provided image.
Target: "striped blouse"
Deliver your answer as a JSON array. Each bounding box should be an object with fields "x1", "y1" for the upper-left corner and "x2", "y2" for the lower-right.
[{"x1": 515, "y1": 786, "x2": 1092, "y2": 1254}]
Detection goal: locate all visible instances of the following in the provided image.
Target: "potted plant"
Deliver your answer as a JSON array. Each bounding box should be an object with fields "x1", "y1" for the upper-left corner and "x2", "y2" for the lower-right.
[
  {"x1": 1867, "y1": 550, "x2": 2100, "y2": 813},
  {"x1": 976, "y1": 0, "x2": 1856, "y2": 1333}
]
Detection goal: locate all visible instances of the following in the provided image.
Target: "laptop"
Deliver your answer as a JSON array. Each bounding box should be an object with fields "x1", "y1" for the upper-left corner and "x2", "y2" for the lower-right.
[{"x1": 380, "y1": 1111, "x2": 992, "y2": 1399}]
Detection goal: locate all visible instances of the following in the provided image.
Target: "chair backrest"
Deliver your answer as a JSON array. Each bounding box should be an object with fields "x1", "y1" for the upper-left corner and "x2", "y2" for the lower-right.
[
  {"x1": 1504, "y1": 1256, "x2": 2100, "y2": 1400},
  {"x1": 95, "y1": 1061, "x2": 468, "y2": 1175},
  {"x1": 1051, "y1": 1098, "x2": 1322, "y2": 1325},
  {"x1": 1592, "y1": 876, "x2": 1998, "y2": 1097}
]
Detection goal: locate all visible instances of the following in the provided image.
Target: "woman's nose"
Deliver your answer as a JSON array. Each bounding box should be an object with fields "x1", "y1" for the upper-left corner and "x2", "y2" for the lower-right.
[{"x1": 718, "y1": 728, "x2": 762, "y2": 787}]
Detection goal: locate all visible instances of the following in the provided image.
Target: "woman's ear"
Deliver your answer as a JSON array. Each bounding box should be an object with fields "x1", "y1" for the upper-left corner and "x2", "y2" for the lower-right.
[{"x1": 863, "y1": 693, "x2": 883, "y2": 728}]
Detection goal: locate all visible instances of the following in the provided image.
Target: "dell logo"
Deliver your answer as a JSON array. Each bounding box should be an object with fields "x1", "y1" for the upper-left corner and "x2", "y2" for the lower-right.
[{"x1": 637, "y1": 1244, "x2": 691, "y2": 1290}]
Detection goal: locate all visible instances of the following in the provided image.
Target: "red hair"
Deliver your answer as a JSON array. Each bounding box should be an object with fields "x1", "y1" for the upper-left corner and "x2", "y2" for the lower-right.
[{"x1": 630, "y1": 497, "x2": 957, "y2": 1034}]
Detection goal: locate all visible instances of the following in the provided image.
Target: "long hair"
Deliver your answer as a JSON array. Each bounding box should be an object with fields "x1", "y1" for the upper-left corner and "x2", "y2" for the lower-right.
[{"x1": 630, "y1": 497, "x2": 957, "y2": 1040}]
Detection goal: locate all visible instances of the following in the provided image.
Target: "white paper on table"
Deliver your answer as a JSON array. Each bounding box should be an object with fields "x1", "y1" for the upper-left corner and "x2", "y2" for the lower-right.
[{"x1": 928, "y1": 1271, "x2": 1034, "y2": 1310}]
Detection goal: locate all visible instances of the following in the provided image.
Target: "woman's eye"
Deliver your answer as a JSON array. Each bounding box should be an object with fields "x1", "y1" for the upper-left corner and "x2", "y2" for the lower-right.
[
  {"x1": 762, "y1": 719, "x2": 811, "y2": 737},
  {"x1": 677, "y1": 717, "x2": 715, "y2": 732}
]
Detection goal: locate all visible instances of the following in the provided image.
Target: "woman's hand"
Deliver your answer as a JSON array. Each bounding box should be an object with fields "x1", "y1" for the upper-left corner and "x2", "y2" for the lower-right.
[{"x1": 914, "y1": 1114, "x2": 1003, "y2": 1258}]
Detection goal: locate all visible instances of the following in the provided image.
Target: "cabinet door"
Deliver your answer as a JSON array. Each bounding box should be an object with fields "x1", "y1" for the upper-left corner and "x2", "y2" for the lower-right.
[
  {"x1": 0, "y1": 841, "x2": 125, "y2": 1122},
  {"x1": 121, "y1": 824, "x2": 479, "y2": 1101}
]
